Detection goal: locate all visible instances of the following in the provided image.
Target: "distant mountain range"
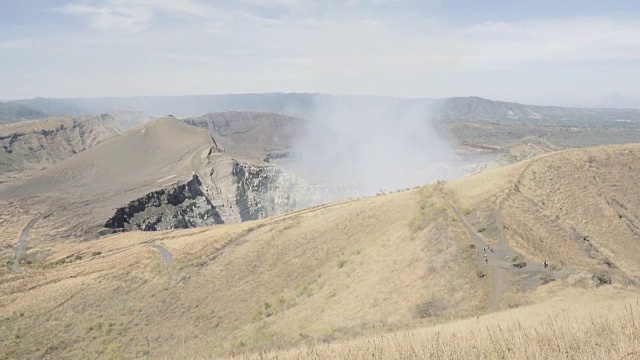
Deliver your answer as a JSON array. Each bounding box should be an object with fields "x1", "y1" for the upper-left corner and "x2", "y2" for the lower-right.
[
  {"x1": 3, "y1": 93, "x2": 640, "y2": 124},
  {"x1": 0, "y1": 101, "x2": 48, "y2": 123}
]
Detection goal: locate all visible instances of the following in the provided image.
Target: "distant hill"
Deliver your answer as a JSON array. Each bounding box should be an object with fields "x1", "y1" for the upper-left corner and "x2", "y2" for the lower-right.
[
  {"x1": 0, "y1": 101, "x2": 48, "y2": 123},
  {"x1": 9, "y1": 94, "x2": 640, "y2": 124},
  {"x1": 0, "y1": 111, "x2": 150, "y2": 173},
  {"x1": 12, "y1": 93, "x2": 317, "y2": 119},
  {"x1": 6, "y1": 94, "x2": 640, "y2": 173},
  {"x1": 0, "y1": 115, "x2": 121, "y2": 173},
  {"x1": 436, "y1": 96, "x2": 640, "y2": 123},
  {"x1": 185, "y1": 111, "x2": 304, "y2": 159}
]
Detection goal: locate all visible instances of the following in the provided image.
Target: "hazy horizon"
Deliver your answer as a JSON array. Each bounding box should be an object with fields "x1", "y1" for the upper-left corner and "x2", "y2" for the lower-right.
[
  {"x1": 4, "y1": 92, "x2": 640, "y2": 111},
  {"x1": 1, "y1": 1, "x2": 640, "y2": 108}
]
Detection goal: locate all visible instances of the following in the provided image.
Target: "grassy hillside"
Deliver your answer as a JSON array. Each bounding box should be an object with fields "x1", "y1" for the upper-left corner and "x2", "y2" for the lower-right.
[
  {"x1": 2, "y1": 144, "x2": 640, "y2": 358},
  {"x1": 238, "y1": 289, "x2": 640, "y2": 359},
  {"x1": 1, "y1": 189, "x2": 487, "y2": 358},
  {"x1": 445, "y1": 144, "x2": 640, "y2": 281}
]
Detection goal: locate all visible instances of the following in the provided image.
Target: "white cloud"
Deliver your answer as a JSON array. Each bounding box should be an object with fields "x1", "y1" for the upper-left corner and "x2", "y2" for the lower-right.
[
  {"x1": 4, "y1": 2, "x2": 640, "y2": 101},
  {"x1": 463, "y1": 18, "x2": 640, "y2": 68},
  {"x1": 59, "y1": 3, "x2": 153, "y2": 32},
  {"x1": 159, "y1": 53, "x2": 210, "y2": 62},
  {"x1": 0, "y1": 39, "x2": 31, "y2": 49},
  {"x1": 58, "y1": 0, "x2": 228, "y2": 32}
]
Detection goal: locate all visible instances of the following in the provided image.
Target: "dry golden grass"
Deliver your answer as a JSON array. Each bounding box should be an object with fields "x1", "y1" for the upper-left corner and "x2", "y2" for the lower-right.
[
  {"x1": 442, "y1": 144, "x2": 640, "y2": 286},
  {"x1": 233, "y1": 289, "x2": 640, "y2": 360},
  {"x1": 2, "y1": 143, "x2": 640, "y2": 359},
  {"x1": 0, "y1": 190, "x2": 489, "y2": 359}
]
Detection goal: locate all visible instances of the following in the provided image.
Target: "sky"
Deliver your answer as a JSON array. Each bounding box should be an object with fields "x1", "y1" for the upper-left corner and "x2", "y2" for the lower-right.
[{"x1": 1, "y1": 0, "x2": 640, "y2": 106}]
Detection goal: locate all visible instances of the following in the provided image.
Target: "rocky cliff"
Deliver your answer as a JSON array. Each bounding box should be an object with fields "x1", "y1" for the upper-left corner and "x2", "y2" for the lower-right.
[
  {"x1": 104, "y1": 175, "x2": 224, "y2": 231},
  {"x1": 103, "y1": 157, "x2": 335, "y2": 233}
]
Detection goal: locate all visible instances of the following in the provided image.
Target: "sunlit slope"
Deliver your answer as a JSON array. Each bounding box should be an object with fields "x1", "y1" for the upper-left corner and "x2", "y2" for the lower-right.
[
  {"x1": 2, "y1": 143, "x2": 640, "y2": 359},
  {"x1": 445, "y1": 143, "x2": 640, "y2": 281},
  {"x1": 4, "y1": 116, "x2": 212, "y2": 195},
  {"x1": 240, "y1": 288, "x2": 640, "y2": 360},
  {"x1": 0, "y1": 190, "x2": 487, "y2": 358},
  {"x1": 505, "y1": 144, "x2": 640, "y2": 275}
]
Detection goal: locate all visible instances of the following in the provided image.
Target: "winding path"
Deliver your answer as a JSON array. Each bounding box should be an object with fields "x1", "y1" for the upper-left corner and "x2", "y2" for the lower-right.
[
  {"x1": 441, "y1": 195, "x2": 514, "y2": 311},
  {"x1": 149, "y1": 244, "x2": 173, "y2": 264},
  {"x1": 11, "y1": 213, "x2": 45, "y2": 272}
]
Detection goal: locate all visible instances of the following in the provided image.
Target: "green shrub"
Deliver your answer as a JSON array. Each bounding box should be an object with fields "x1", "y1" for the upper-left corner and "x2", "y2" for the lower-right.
[
  {"x1": 413, "y1": 300, "x2": 443, "y2": 319},
  {"x1": 510, "y1": 256, "x2": 527, "y2": 268},
  {"x1": 541, "y1": 273, "x2": 555, "y2": 284},
  {"x1": 593, "y1": 272, "x2": 612, "y2": 287}
]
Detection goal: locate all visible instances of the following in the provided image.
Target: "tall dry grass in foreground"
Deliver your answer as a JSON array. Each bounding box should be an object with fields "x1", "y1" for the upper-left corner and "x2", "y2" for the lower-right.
[{"x1": 230, "y1": 295, "x2": 640, "y2": 360}]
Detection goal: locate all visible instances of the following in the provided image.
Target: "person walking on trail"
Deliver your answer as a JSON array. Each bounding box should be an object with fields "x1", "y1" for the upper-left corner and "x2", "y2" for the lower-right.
[{"x1": 544, "y1": 260, "x2": 548, "y2": 268}]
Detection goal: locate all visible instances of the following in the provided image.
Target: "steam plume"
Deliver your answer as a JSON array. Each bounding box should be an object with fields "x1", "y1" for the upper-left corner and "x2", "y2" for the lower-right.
[{"x1": 286, "y1": 95, "x2": 463, "y2": 196}]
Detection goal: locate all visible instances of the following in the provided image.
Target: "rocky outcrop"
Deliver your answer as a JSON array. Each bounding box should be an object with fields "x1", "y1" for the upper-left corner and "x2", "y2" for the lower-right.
[
  {"x1": 233, "y1": 161, "x2": 341, "y2": 221},
  {"x1": 103, "y1": 160, "x2": 338, "y2": 233},
  {"x1": 104, "y1": 175, "x2": 224, "y2": 231}
]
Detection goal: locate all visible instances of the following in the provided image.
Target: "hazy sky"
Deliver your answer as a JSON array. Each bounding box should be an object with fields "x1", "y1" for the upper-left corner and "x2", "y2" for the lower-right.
[{"x1": 1, "y1": 0, "x2": 640, "y2": 105}]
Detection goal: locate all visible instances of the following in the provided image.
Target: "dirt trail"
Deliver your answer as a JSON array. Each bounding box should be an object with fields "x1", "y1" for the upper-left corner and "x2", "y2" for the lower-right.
[
  {"x1": 442, "y1": 183, "x2": 549, "y2": 311},
  {"x1": 11, "y1": 213, "x2": 45, "y2": 272},
  {"x1": 441, "y1": 195, "x2": 516, "y2": 312},
  {"x1": 149, "y1": 244, "x2": 173, "y2": 264}
]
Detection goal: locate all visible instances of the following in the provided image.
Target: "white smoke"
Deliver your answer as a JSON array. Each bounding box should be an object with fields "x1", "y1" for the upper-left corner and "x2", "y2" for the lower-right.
[{"x1": 283, "y1": 95, "x2": 463, "y2": 196}]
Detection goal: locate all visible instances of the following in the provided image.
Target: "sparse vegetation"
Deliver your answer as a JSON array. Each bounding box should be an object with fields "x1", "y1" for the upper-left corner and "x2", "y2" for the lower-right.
[
  {"x1": 409, "y1": 188, "x2": 448, "y2": 232},
  {"x1": 237, "y1": 297, "x2": 640, "y2": 360},
  {"x1": 541, "y1": 273, "x2": 555, "y2": 284},
  {"x1": 253, "y1": 296, "x2": 296, "y2": 321},
  {"x1": 413, "y1": 299, "x2": 443, "y2": 319},
  {"x1": 592, "y1": 271, "x2": 612, "y2": 286},
  {"x1": 510, "y1": 256, "x2": 527, "y2": 268}
]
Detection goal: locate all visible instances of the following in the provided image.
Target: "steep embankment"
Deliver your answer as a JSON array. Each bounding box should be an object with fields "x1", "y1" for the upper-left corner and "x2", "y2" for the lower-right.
[{"x1": 0, "y1": 112, "x2": 149, "y2": 174}]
